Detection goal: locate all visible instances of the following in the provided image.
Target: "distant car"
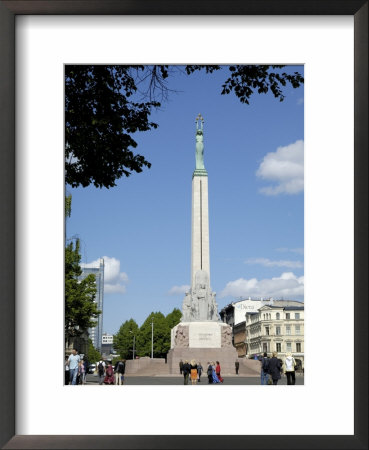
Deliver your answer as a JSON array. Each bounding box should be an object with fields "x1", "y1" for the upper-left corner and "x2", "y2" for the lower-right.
[{"x1": 88, "y1": 364, "x2": 96, "y2": 374}]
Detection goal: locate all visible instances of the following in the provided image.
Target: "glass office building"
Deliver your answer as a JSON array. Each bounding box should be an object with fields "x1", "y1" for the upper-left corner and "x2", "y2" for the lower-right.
[{"x1": 79, "y1": 259, "x2": 104, "y2": 351}]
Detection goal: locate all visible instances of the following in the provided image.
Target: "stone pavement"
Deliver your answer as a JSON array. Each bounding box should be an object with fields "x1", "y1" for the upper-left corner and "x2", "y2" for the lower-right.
[{"x1": 85, "y1": 373, "x2": 304, "y2": 385}]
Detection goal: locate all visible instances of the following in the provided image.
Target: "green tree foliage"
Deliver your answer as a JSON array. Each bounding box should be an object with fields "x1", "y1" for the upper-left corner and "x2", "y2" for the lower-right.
[
  {"x1": 65, "y1": 193, "x2": 72, "y2": 218},
  {"x1": 65, "y1": 65, "x2": 160, "y2": 189},
  {"x1": 65, "y1": 239, "x2": 101, "y2": 343},
  {"x1": 65, "y1": 65, "x2": 304, "y2": 189},
  {"x1": 113, "y1": 318, "x2": 139, "y2": 359},
  {"x1": 165, "y1": 308, "x2": 182, "y2": 329},
  {"x1": 86, "y1": 338, "x2": 101, "y2": 364},
  {"x1": 136, "y1": 312, "x2": 170, "y2": 358}
]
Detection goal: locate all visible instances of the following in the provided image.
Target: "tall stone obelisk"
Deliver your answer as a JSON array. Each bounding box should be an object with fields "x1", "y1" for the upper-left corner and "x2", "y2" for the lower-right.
[
  {"x1": 166, "y1": 115, "x2": 238, "y2": 374},
  {"x1": 191, "y1": 114, "x2": 210, "y2": 288},
  {"x1": 181, "y1": 114, "x2": 218, "y2": 322}
]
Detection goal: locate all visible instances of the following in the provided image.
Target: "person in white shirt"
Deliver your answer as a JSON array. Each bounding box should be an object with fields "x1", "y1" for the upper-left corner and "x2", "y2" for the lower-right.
[
  {"x1": 67, "y1": 348, "x2": 80, "y2": 385},
  {"x1": 284, "y1": 352, "x2": 296, "y2": 385}
]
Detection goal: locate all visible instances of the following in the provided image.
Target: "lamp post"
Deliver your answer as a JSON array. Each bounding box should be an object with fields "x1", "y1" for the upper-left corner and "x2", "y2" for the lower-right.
[
  {"x1": 129, "y1": 331, "x2": 135, "y2": 360},
  {"x1": 151, "y1": 320, "x2": 154, "y2": 359}
]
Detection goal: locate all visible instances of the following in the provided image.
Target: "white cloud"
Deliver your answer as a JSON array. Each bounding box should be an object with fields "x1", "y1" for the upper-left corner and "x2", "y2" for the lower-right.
[
  {"x1": 168, "y1": 285, "x2": 190, "y2": 296},
  {"x1": 256, "y1": 140, "x2": 304, "y2": 195},
  {"x1": 245, "y1": 257, "x2": 303, "y2": 269},
  {"x1": 82, "y1": 256, "x2": 129, "y2": 294},
  {"x1": 220, "y1": 272, "x2": 304, "y2": 299},
  {"x1": 276, "y1": 247, "x2": 304, "y2": 255}
]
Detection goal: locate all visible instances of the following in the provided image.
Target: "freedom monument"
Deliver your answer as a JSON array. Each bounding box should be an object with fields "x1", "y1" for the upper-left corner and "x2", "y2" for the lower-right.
[{"x1": 167, "y1": 115, "x2": 238, "y2": 373}]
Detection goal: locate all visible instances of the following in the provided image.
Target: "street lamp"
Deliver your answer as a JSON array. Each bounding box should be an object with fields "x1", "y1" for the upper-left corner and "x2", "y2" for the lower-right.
[
  {"x1": 151, "y1": 320, "x2": 154, "y2": 359},
  {"x1": 129, "y1": 331, "x2": 135, "y2": 360}
]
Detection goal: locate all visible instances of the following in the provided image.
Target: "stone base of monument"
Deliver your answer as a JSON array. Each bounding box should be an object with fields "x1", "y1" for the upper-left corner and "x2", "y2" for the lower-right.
[{"x1": 167, "y1": 321, "x2": 239, "y2": 375}]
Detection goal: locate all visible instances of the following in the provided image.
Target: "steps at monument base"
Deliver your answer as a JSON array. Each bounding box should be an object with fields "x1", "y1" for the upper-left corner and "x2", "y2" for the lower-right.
[
  {"x1": 125, "y1": 357, "x2": 169, "y2": 375},
  {"x1": 167, "y1": 346, "x2": 239, "y2": 375},
  {"x1": 237, "y1": 358, "x2": 261, "y2": 376}
]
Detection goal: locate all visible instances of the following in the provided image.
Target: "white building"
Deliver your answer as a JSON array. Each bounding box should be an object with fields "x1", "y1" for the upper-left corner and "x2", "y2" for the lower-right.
[
  {"x1": 245, "y1": 304, "x2": 304, "y2": 368},
  {"x1": 80, "y1": 258, "x2": 105, "y2": 351},
  {"x1": 102, "y1": 333, "x2": 114, "y2": 344}
]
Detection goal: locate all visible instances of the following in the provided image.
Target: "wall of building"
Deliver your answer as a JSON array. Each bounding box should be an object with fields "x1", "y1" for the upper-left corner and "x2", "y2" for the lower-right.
[{"x1": 245, "y1": 306, "x2": 305, "y2": 367}]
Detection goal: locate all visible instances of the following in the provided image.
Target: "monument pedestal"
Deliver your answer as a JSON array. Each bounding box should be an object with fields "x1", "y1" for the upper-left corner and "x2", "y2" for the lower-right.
[{"x1": 167, "y1": 321, "x2": 239, "y2": 375}]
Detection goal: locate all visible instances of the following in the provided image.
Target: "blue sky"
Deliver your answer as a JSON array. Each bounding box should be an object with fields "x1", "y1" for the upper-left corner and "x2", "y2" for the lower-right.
[{"x1": 66, "y1": 66, "x2": 304, "y2": 333}]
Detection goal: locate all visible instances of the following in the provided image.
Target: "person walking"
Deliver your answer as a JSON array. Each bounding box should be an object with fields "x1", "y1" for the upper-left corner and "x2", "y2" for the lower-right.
[
  {"x1": 197, "y1": 362, "x2": 203, "y2": 382},
  {"x1": 114, "y1": 359, "x2": 126, "y2": 385},
  {"x1": 182, "y1": 360, "x2": 191, "y2": 385},
  {"x1": 97, "y1": 359, "x2": 106, "y2": 385},
  {"x1": 65, "y1": 356, "x2": 70, "y2": 385},
  {"x1": 77, "y1": 360, "x2": 85, "y2": 385},
  {"x1": 104, "y1": 362, "x2": 115, "y2": 385},
  {"x1": 207, "y1": 362, "x2": 213, "y2": 384},
  {"x1": 67, "y1": 349, "x2": 80, "y2": 385},
  {"x1": 260, "y1": 352, "x2": 270, "y2": 385},
  {"x1": 190, "y1": 360, "x2": 198, "y2": 385},
  {"x1": 268, "y1": 352, "x2": 282, "y2": 385},
  {"x1": 284, "y1": 352, "x2": 296, "y2": 385},
  {"x1": 215, "y1": 361, "x2": 223, "y2": 383},
  {"x1": 179, "y1": 359, "x2": 184, "y2": 375},
  {"x1": 235, "y1": 361, "x2": 239, "y2": 375},
  {"x1": 211, "y1": 362, "x2": 220, "y2": 383}
]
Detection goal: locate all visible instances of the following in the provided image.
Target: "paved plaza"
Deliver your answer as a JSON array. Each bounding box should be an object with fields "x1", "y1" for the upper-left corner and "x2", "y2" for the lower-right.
[{"x1": 85, "y1": 373, "x2": 304, "y2": 385}]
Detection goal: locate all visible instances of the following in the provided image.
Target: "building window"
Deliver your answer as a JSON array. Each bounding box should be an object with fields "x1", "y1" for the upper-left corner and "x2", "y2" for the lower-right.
[
  {"x1": 286, "y1": 325, "x2": 291, "y2": 335},
  {"x1": 265, "y1": 326, "x2": 269, "y2": 335},
  {"x1": 286, "y1": 342, "x2": 292, "y2": 352},
  {"x1": 286, "y1": 313, "x2": 290, "y2": 319},
  {"x1": 295, "y1": 313, "x2": 300, "y2": 319},
  {"x1": 296, "y1": 343, "x2": 301, "y2": 352},
  {"x1": 263, "y1": 343, "x2": 267, "y2": 353},
  {"x1": 276, "y1": 343, "x2": 281, "y2": 352},
  {"x1": 295, "y1": 325, "x2": 301, "y2": 335},
  {"x1": 276, "y1": 326, "x2": 281, "y2": 335},
  {"x1": 276, "y1": 313, "x2": 280, "y2": 320}
]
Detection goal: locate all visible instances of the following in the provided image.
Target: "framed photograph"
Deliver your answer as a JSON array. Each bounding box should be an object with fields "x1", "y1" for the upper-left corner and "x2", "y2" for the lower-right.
[{"x1": 0, "y1": 1, "x2": 367, "y2": 449}]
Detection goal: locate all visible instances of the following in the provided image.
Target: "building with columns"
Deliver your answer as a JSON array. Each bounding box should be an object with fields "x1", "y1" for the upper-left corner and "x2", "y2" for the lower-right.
[{"x1": 245, "y1": 304, "x2": 304, "y2": 368}]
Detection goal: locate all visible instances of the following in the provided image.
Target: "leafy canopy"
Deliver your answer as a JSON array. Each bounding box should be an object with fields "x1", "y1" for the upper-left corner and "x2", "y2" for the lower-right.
[
  {"x1": 65, "y1": 65, "x2": 304, "y2": 189},
  {"x1": 136, "y1": 312, "x2": 171, "y2": 358},
  {"x1": 65, "y1": 238, "x2": 101, "y2": 340},
  {"x1": 113, "y1": 318, "x2": 139, "y2": 360}
]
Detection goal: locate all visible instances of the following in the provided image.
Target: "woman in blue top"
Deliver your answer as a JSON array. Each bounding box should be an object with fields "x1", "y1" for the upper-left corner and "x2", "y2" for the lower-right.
[{"x1": 211, "y1": 361, "x2": 220, "y2": 383}]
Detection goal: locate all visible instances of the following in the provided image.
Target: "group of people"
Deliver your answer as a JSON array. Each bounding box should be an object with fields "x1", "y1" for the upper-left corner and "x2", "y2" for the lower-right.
[
  {"x1": 259, "y1": 351, "x2": 298, "y2": 385},
  {"x1": 179, "y1": 359, "x2": 224, "y2": 385},
  {"x1": 96, "y1": 359, "x2": 126, "y2": 385},
  {"x1": 65, "y1": 348, "x2": 88, "y2": 385},
  {"x1": 65, "y1": 349, "x2": 126, "y2": 386}
]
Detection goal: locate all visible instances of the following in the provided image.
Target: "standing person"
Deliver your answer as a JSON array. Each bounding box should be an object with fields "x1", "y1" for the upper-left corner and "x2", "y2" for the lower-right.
[
  {"x1": 104, "y1": 361, "x2": 115, "y2": 385},
  {"x1": 97, "y1": 359, "x2": 105, "y2": 385},
  {"x1": 235, "y1": 361, "x2": 239, "y2": 375},
  {"x1": 268, "y1": 352, "x2": 282, "y2": 385},
  {"x1": 83, "y1": 358, "x2": 89, "y2": 384},
  {"x1": 67, "y1": 349, "x2": 80, "y2": 385},
  {"x1": 284, "y1": 352, "x2": 296, "y2": 385},
  {"x1": 260, "y1": 352, "x2": 270, "y2": 385},
  {"x1": 65, "y1": 356, "x2": 70, "y2": 385},
  {"x1": 211, "y1": 362, "x2": 220, "y2": 384},
  {"x1": 215, "y1": 361, "x2": 224, "y2": 383},
  {"x1": 114, "y1": 358, "x2": 126, "y2": 385},
  {"x1": 207, "y1": 362, "x2": 213, "y2": 384},
  {"x1": 77, "y1": 360, "x2": 85, "y2": 385},
  {"x1": 190, "y1": 360, "x2": 198, "y2": 385},
  {"x1": 197, "y1": 362, "x2": 203, "y2": 382},
  {"x1": 182, "y1": 360, "x2": 191, "y2": 385},
  {"x1": 179, "y1": 359, "x2": 184, "y2": 375}
]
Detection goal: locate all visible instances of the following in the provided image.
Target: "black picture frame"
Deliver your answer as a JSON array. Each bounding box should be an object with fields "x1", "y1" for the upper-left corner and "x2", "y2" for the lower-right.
[{"x1": 0, "y1": 1, "x2": 367, "y2": 449}]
